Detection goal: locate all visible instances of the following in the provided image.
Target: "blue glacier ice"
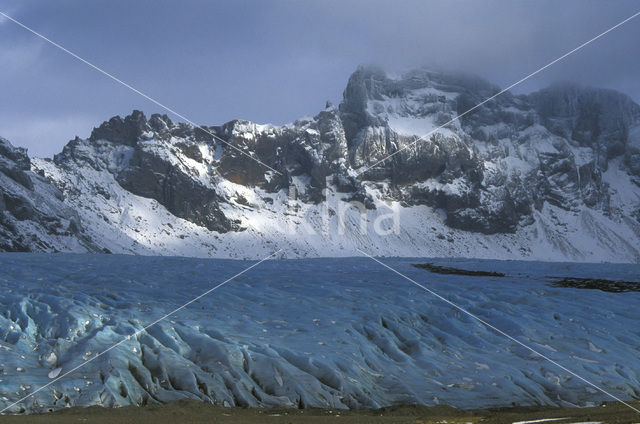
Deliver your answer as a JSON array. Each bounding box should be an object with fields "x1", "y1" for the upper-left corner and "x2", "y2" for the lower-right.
[{"x1": 0, "y1": 253, "x2": 638, "y2": 413}]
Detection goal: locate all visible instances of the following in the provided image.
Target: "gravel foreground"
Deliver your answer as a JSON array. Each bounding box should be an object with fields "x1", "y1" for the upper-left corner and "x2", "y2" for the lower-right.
[{"x1": 1, "y1": 400, "x2": 639, "y2": 424}]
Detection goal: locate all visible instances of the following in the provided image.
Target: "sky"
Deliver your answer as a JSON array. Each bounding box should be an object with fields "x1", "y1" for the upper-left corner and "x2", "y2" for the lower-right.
[{"x1": 1, "y1": 0, "x2": 640, "y2": 158}]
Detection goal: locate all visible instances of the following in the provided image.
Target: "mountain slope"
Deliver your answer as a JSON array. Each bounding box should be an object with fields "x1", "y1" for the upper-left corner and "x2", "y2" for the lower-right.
[
  {"x1": 4, "y1": 66, "x2": 640, "y2": 261},
  {"x1": 0, "y1": 137, "x2": 97, "y2": 252}
]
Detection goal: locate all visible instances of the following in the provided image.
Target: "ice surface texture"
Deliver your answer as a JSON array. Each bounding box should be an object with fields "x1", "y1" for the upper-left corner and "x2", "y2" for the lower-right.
[{"x1": 0, "y1": 254, "x2": 638, "y2": 413}]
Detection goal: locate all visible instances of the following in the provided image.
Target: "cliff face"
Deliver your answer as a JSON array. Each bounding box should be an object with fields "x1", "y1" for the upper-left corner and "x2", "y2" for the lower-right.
[
  {"x1": 336, "y1": 68, "x2": 638, "y2": 234},
  {"x1": 3, "y1": 66, "x2": 640, "y2": 261}
]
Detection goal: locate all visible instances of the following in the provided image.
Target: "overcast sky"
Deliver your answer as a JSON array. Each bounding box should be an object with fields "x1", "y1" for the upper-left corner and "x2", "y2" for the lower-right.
[{"x1": 1, "y1": 0, "x2": 639, "y2": 157}]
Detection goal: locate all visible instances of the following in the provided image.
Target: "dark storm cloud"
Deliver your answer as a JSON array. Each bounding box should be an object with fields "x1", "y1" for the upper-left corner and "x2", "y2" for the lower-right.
[{"x1": 1, "y1": 0, "x2": 639, "y2": 157}]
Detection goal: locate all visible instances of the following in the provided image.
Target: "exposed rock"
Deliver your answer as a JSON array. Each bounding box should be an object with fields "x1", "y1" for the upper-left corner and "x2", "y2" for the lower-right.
[
  {"x1": 89, "y1": 109, "x2": 149, "y2": 146},
  {"x1": 116, "y1": 145, "x2": 237, "y2": 233},
  {"x1": 412, "y1": 262, "x2": 505, "y2": 277},
  {"x1": 0, "y1": 137, "x2": 96, "y2": 252},
  {"x1": 3, "y1": 66, "x2": 640, "y2": 260},
  {"x1": 530, "y1": 83, "x2": 640, "y2": 160},
  {"x1": 549, "y1": 276, "x2": 640, "y2": 293}
]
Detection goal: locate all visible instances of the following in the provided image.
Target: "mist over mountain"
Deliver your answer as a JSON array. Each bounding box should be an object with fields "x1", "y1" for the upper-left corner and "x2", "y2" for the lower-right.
[{"x1": 2, "y1": 66, "x2": 640, "y2": 261}]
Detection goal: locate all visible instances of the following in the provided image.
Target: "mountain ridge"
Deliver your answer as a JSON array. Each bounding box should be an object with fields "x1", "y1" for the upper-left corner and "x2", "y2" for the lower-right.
[{"x1": 2, "y1": 65, "x2": 640, "y2": 261}]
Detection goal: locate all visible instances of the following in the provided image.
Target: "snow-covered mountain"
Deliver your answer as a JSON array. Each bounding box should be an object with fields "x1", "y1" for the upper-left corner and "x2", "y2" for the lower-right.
[{"x1": 3, "y1": 66, "x2": 640, "y2": 261}]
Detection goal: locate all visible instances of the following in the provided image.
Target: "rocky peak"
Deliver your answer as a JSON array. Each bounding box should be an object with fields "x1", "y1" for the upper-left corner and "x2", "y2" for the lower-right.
[
  {"x1": 89, "y1": 109, "x2": 150, "y2": 146},
  {"x1": 339, "y1": 66, "x2": 389, "y2": 144},
  {"x1": 0, "y1": 137, "x2": 33, "y2": 190},
  {"x1": 0, "y1": 136, "x2": 31, "y2": 171},
  {"x1": 148, "y1": 113, "x2": 174, "y2": 133}
]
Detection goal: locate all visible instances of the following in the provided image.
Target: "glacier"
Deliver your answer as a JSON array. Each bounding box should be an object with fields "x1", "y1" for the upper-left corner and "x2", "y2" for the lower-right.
[{"x1": 0, "y1": 253, "x2": 638, "y2": 413}]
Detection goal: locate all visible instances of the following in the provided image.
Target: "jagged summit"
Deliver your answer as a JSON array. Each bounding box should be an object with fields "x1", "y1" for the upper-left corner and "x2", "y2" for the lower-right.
[{"x1": 2, "y1": 66, "x2": 640, "y2": 260}]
